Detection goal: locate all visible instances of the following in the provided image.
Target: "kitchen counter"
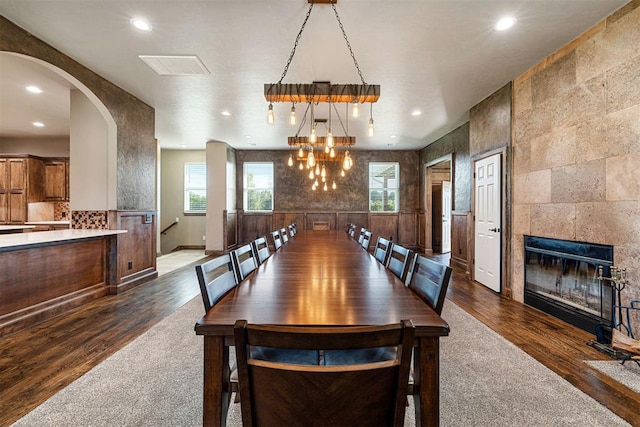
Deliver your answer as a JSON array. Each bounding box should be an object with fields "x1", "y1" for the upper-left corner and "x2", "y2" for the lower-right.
[
  {"x1": 0, "y1": 228, "x2": 126, "y2": 250},
  {"x1": 1, "y1": 228, "x2": 127, "y2": 335},
  {"x1": 25, "y1": 221, "x2": 71, "y2": 225},
  {"x1": 0, "y1": 225, "x2": 36, "y2": 234}
]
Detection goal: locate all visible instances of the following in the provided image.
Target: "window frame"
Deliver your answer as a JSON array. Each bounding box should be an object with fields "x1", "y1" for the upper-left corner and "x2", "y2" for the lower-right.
[
  {"x1": 184, "y1": 162, "x2": 207, "y2": 214},
  {"x1": 243, "y1": 162, "x2": 274, "y2": 212},
  {"x1": 368, "y1": 162, "x2": 400, "y2": 213}
]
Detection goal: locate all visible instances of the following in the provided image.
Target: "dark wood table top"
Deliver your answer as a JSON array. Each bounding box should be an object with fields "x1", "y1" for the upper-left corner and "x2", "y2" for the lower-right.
[{"x1": 195, "y1": 230, "x2": 449, "y2": 337}]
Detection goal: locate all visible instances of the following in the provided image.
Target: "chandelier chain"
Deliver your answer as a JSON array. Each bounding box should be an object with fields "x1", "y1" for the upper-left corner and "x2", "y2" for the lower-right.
[
  {"x1": 277, "y1": 1, "x2": 315, "y2": 84},
  {"x1": 331, "y1": 1, "x2": 367, "y2": 85},
  {"x1": 332, "y1": 102, "x2": 348, "y2": 136}
]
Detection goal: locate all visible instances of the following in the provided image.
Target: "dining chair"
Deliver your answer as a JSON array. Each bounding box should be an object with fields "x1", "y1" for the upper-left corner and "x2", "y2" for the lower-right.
[
  {"x1": 234, "y1": 320, "x2": 415, "y2": 427},
  {"x1": 288, "y1": 223, "x2": 295, "y2": 237},
  {"x1": 361, "y1": 230, "x2": 372, "y2": 252},
  {"x1": 406, "y1": 254, "x2": 453, "y2": 315},
  {"x1": 195, "y1": 253, "x2": 238, "y2": 312},
  {"x1": 231, "y1": 243, "x2": 258, "y2": 282},
  {"x1": 348, "y1": 224, "x2": 356, "y2": 238},
  {"x1": 374, "y1": 236, "x2": 393, "y2": 266},
  {"x1": 357, "y1": 228, "x2": 367, "y2": 245},
  {"x1": 195, "y1": 254, "x2": 240, "y2": 403},
  {"x1": 271, "y1": 230, "x2": 283, "y2": 250},
  {"x1": 280, "y1": 227, "x2": 289, "y2": 243},
  {"x1": 386, "y1": 244, "x2": 413, "y2": 284},
  {"x1": 251, "y1": 236, "x2": 271, "y2": 266}
]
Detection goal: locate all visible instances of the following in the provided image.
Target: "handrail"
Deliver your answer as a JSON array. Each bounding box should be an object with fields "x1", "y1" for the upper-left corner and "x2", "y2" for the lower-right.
[{"x1": 161, "y1": 221, "x2": 178, "y2": 235}]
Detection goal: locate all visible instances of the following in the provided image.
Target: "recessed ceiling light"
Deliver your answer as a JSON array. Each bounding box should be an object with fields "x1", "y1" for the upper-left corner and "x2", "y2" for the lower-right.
[
  {"x1": 244, "y1": 135, "x2": 253, "y2": 139},
  {"x1": 130, "y1": 18, "x2": 152, "y2": 31},
  {"x1": 411, "y1": 110, "x2": 422, "y2": 116},
  {"x1": 32, "y1": 121, "x2": 45, "y2": 127},
  {"x1": 247, "y1": 142, "x2": 257, "y2": 147},
  {"x1": 26, "y1": 85, "x2": 43, "y2": 94},
  {"x1": 390, "y1": 135, "x2": 397, "y2": 139},
  {"x1": 221, "y1": 111, "x2": 231, "y2": 116},
  {"x1": 495, "y1": 17, "x2": 516, "y2": 31}
]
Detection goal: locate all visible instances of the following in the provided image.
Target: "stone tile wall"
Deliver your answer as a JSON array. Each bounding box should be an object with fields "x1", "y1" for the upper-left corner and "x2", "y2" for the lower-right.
[{"x1": 511, "y1": 2, "x2": 640, "y2": 309}]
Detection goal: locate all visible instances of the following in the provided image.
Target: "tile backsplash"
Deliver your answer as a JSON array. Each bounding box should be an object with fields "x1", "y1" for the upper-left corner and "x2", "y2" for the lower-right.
[{"x1": 71, "y1": 210, "x2": 109, "y2": 229}]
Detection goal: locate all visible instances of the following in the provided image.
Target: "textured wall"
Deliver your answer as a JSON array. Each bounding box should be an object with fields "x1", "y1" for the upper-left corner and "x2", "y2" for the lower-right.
[
  {"x1": 420, "y1": 122, "x2": 472, "y2": 212},
  {"x1": 469, "y1": 83, "x2": 513, "y2": 156},
  {"x1": 236, "y1": 150, "x2": 420, "y2": 212},
  {"x1": 511, "y1": 2, "x2": 640, "y2": 307},
  {"x1": 1, "y1": 16, "x2": 156, "y2": 210}
]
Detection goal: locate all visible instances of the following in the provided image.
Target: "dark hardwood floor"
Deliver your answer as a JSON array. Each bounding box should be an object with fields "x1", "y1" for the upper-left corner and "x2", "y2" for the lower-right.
[{"x1": 1, "y1": 255, "x2": 639, "y2": 426}]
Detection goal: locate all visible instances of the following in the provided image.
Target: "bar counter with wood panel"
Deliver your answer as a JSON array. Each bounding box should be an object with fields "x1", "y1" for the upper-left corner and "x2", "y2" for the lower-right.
[
  {"x1": 0, "y1": 229, "x2": 126, "y2": 335},
  {"x1": 195, "y1": 230, "x2": 450, "y2": 427}
]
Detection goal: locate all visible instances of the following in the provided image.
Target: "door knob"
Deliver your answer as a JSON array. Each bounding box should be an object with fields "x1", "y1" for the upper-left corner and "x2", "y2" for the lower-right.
[{"x1": 488, "y1": 227, "x2": 500, "y2": 232}]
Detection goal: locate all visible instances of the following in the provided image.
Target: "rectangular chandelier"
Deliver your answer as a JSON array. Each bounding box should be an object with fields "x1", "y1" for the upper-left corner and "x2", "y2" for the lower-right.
[
  {"x1": 265, "y1": 83, "x2": 380, "y2": 104},
  {"x1": 288, "y1": 136, "x2": 355, "y2": 147}
]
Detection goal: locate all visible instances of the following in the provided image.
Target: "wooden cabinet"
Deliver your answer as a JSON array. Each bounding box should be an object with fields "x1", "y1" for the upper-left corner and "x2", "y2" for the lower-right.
[
  {"x1": 44, "y1": 159, "x2": 69, "y2": 201},
  {"x1": 0, "y1": 157, "x2": 44, "y2": 224}
]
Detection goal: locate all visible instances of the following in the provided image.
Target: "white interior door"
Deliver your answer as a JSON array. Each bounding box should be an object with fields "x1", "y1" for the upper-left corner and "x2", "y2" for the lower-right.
[
  {"x1": 441, "y1": 180, "x2": 452, "y2": 253},
  {"x1": 474, "y1": 154, "x2": 501, "y2": 292}
]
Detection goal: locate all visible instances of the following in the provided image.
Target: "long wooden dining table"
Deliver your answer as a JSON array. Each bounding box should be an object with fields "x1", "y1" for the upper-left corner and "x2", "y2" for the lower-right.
[{"x1": 194, "y1": 230, "x2": 450, "y2": 427}]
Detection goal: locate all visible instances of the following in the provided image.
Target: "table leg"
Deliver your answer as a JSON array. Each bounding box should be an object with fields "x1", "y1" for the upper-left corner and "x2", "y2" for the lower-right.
[
  {"x1": 203, "y1": 336, "x2": 230, "y2": 427},
  {"x1": 413, "y1": 336, "x2": 440, "y2": 427}
]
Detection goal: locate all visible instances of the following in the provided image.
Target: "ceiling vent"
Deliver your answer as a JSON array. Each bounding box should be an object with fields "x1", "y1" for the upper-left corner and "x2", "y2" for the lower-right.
[{"x1": 138, "y1": 55, "x2": 210, "y2": 75}]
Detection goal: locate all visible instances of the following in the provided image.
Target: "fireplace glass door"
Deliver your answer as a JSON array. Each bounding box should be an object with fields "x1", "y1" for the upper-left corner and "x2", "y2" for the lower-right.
[{"x1": 524, "y1": 236, "x2": 613, "y2": 333}]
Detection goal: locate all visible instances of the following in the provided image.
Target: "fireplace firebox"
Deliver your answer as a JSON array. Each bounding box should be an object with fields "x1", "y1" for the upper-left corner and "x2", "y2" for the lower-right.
[{"x1": 524, "y1": 236, "x2": 613, "y2": 333}]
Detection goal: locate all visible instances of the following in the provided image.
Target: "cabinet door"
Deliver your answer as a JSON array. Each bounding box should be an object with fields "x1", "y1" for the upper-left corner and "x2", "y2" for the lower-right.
[
  {"x1": 9, "y1": 159, "x2": 26, "y2": 191},
  {"x1": 9, "y1": 191, "x2": 27, "y2": 223},
  {"x1": 0, "y1": 159, "x2": 7, "y2": 223},
  {"x1": 44, "y1": 161, "x2": 67, "y2": 201},
  {"x1": 7, "y1": 159, "x2": 28, "y2": 223}
]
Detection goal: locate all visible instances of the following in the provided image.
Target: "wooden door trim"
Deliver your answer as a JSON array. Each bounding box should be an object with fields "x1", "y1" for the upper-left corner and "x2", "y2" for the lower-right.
[{"x1": 424, "y1": 154, "x2": 453, "y2": 255}]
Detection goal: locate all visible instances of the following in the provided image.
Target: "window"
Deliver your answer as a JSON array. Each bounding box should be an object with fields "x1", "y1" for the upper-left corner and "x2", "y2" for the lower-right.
[
  {"x1": 184, "y1": 163, "x2": 206, "y2": 213},
  {"x1": 369, "y1": 162, "x2": 399, "y2": 212},
  {"x1": 244, "y1": 162, "x2": 274, "y2": 211}
]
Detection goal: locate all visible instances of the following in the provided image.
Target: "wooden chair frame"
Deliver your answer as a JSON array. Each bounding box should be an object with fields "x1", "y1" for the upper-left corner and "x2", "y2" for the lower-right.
[
  {"x1": 361, "y1": 230, "x2": 372, "y2": 252},
  {"x1": 374, "y1": 236, "x2": 393, "y2": 266},
  {"x1": 234, "y1": 320, "x2": 415, "y2": 427},
  {"x1": 195, "y1": 253, "x2": 238, "y2": 312},
  {"x1": 386, "y1": 244, "x2": 413, "y2": 284},
  {"x1": 232, "y1": 243, "x2": 258, "y2": 282},
  {"x1": 251, "y1": 236, "x2": 271, "y2": 266},
  {"x1": 406, "y1": 254, "x2": 453, "y2": 315},
  {"x1": 271, "y1": 230, "x2": 283, "y2": 250},
  {"x1": 280, "y1": 227, "x2": 289, "y2": 243}
]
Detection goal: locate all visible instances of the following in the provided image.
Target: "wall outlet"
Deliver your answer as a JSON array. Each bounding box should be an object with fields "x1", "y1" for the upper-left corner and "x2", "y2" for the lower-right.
[
  {"x1": 202, "y1": 235, "x2": 206, "y2": 241},
  {"x1": 127, "y1": 261, "x2": 133, "y2": 270},
  {"x1": 175, "y1": 217, "x2": 179, "y2": 223}
]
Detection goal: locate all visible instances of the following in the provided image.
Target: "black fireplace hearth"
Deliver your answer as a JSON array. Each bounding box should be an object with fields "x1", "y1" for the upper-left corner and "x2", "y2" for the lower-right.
[{"x1": 524, "y1": 236, "x2": 614, "y2": 333}]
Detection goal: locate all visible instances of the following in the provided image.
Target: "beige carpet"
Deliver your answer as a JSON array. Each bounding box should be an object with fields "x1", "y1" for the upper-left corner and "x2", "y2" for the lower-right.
[{"x1": 13, "y1": 298, "x2": 630, "y2": 426}]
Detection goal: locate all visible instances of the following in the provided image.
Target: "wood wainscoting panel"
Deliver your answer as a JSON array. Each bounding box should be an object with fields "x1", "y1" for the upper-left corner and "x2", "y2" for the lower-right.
[
  {"x1": 273, "y1": 211, "x2": 304, "y2": 232},
  {"x1": 336, "y1": 212, "x2": 369, "y2": 233},
  {"x1": 239, "y1": 212, "x2": 273, "y2": 244},
  {"x1": 451, "y1": 211, "x2": 471, "y2": 274},
  {"x1": 369, "y1": 213, "x2": 398, "y2": 246},
  {"x1": 0, "y1": 238, "x2": 111, "y2": 335},
  {"x1": 109, "y1": 210, "x2": 157, "y2": 293},
  {"x1": 398, "y1": 212, "x2": 418, "y2": 248},
  {"x1": 224, "y1": 210, "x2": 237, "y2": 251}
]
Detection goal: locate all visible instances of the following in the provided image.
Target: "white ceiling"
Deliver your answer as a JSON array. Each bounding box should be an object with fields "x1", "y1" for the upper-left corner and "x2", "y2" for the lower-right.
[{"x1": 0, "y1": 0, "x2": 630, "y2": 151}]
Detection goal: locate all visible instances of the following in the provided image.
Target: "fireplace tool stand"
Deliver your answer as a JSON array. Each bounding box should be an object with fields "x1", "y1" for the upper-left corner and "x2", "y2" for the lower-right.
[{"x1": 588, "y1": 266, "x2": 640, "y2": 366}]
